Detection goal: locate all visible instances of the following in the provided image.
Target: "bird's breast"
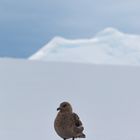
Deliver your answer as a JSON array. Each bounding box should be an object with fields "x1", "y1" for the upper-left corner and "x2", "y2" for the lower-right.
[{"x1": 54, "y1": 113, "x2": 74, "y2": 138}]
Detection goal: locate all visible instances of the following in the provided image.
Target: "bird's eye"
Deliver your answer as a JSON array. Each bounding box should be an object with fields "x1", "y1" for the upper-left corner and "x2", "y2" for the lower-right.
[{"x1": 63, "y1": 104, "x2": 67, "y2": 107}]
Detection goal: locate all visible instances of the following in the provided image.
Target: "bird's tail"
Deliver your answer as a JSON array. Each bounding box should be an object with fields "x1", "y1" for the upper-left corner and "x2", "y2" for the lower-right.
[{"x1": 76, "y1": 133, "x2": 86, "y2": 138}]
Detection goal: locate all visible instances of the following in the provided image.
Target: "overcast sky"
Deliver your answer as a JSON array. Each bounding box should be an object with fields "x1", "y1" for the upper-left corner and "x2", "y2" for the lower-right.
[{"x1": 1, "y1": 0, "x2": 140, "y2": 58}]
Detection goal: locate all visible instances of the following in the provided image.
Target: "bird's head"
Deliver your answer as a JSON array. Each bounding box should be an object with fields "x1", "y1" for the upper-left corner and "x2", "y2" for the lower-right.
[{"x1": 57, "y1": 102, "x2": 73, "y2": 113}]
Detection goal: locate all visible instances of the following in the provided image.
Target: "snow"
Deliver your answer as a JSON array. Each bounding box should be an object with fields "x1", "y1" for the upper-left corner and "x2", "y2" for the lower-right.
[
  {"x1": 29, "y1": 27, "x2": 140, "y2": 65},
  {"x1": 0, "y1": 58, "x2": 140, "y2": 140}
]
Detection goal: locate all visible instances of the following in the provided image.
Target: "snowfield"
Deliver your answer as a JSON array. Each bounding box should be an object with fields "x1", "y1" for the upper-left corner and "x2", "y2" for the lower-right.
[
  {"x1": 29, "y1": 28, "x2": 140, "y2": 65},
  {"x1": 0, "y1": 59, "x2": 140, "y2": 140}
]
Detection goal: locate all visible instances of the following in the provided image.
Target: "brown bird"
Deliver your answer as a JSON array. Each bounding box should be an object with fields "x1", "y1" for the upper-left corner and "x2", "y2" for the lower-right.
[{"x1": 54, "y1": 102, "x2": 86, "y2": 140}]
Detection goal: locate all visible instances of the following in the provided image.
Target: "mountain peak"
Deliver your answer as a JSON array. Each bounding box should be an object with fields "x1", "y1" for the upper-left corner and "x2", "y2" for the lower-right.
[
  {"x1": 96, "y1": 27, "x2": 123, "y2": 38},
  {"x1": 29, "y1": 27, "x2": 140, "y2": 65}
]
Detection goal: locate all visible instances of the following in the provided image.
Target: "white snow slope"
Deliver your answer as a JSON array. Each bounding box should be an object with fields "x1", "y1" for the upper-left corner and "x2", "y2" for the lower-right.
[
  {"x1": 0, "y1": 59, "x2": 140, "y2": 140},
  {"x1": 29, "y1": 28, "x2": 140, "y2": 65}
]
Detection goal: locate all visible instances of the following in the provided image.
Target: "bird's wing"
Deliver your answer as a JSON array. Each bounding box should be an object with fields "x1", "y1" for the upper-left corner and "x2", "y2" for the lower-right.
[{"x1": 72, "y1": 113, "x2": 83, "y2": 127}]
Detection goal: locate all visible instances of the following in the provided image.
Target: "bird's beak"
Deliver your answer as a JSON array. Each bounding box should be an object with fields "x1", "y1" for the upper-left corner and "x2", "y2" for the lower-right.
[{"x1": 57, "y1": 107, "x2": 61, "y2": 111}]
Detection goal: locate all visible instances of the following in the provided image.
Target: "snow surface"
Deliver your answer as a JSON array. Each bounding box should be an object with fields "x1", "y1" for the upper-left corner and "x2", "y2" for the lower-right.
[
  {"x1": 29, "y1": 27, "x2": 140, "y2": 65},
  {"x1": 0, "y1": 59, "x2": 140, "y2": 140}
]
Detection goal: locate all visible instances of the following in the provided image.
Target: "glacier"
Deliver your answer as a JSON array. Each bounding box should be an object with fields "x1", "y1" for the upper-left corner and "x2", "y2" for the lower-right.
[{"x1": 29, "y1": 27, "x2": 140, "y2": 65}]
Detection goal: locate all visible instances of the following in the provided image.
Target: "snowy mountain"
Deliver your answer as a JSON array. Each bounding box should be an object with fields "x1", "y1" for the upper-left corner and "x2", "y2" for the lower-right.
[
  {"x1": 0, "y1": 59, "x2": 140, "y2": 140},
  {"x1": 29, "y1": 28, "x2": 140, "y2": 65}
]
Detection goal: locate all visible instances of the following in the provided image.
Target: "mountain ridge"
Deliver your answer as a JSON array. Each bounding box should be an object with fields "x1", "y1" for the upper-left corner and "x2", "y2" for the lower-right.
[{"x1": 29, "y1": 27, "x2": 140, "y2": 65}]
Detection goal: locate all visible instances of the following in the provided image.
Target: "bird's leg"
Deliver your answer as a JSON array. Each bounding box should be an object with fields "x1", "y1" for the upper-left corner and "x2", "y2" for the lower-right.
[
  {"x1": 64, "y1": 138, "x2": 66, "y2": 140},
  {"x1": 72, "y1": 137, "x2": 74, "y2": 140}
]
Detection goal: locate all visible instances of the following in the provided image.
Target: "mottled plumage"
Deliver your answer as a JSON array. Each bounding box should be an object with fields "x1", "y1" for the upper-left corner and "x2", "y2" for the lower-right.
[{"x1": 54, "y1": 102, "x2": 86, "y2": 140}]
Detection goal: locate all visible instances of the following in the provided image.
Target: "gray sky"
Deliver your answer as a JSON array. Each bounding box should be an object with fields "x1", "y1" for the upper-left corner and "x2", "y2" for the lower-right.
[{"x1": 0, "y1": 0, "x2": 140, "y2": 58}]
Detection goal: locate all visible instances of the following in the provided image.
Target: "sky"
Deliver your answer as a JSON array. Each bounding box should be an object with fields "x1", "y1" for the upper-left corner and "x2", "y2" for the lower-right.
[{"x1": 1, "y1": 0, "x2": 140, "y2": 58}]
